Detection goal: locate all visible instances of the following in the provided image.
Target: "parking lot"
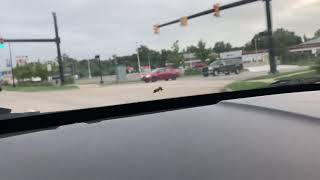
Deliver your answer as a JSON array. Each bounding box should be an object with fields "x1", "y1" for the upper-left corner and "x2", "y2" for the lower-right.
[{"x1": 0, "y1": 65, "x2": 306, "y2": 113}]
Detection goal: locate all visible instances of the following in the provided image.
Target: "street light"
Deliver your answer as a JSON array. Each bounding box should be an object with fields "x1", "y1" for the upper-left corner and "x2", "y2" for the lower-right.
[
  {"x1": 87, "y1": 59, "x2": 92, "y2": 79},
  {"x1": 254, "y1": 38, "x2": 258, "y2": 54},
  {"x1": 8, "y1": 43, "x2": 16, "y2": 87},
  {"x1": 136, "y1": 42, "x2": 141, "y2": 73}
]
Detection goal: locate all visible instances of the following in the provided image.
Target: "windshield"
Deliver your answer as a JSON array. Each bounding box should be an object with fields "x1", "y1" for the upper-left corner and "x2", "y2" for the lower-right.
[
  {"x1": 210, "y1": 61, "x2": 222, "y2": 66},
  {"x1": 0, "y1": 0, "x2": 319, "y2": 114},
  {"x1": 151, "y1": 68, "x2": 162, "y2": 73}
]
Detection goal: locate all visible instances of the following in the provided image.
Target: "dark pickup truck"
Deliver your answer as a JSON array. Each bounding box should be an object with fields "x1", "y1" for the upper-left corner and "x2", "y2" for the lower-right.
[{"x1": 203, "y1": 58, "x2": 243, "y2": 77}]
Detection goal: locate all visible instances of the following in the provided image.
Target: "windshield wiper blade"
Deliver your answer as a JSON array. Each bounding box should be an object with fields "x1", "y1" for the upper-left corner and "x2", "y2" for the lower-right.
[{"x1": 269, "y1": 78, "x2": 320, "y2": 87}]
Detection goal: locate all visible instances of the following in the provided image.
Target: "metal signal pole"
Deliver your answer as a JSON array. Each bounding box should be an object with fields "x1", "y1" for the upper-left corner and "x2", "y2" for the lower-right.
[
  {"x1": 156, "y1": 0, "x2": 278, "y2": 74},
  {"x1": 52, "y1": 12, "x2": 65, "y2": 84},
  {"x1": 136, "y1": 42, "x2": 141, "y2": 73},
  {"x1": 3, "y1": 13, "x2": 65, "y2": 85},
  {"x1": 264, "y1": 0, "x2": 277, "y2": 74}
]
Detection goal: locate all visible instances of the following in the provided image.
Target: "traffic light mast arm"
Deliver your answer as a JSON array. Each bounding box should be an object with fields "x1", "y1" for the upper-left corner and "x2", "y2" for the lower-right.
[
  {"x1": 3, "y1": 39, "x2": 56, "y2": 43},
  {"x1": 158, "y1": 0, "x2": 259, "y2": 28}
]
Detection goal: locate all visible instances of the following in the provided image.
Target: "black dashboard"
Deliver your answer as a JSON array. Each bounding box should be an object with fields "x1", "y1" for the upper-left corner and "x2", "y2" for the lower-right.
[{"x1": 1, "y1": 93, "x2": 320, "y2": 180}]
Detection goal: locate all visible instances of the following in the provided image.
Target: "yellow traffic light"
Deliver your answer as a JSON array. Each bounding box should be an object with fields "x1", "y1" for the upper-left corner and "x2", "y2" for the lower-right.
[
  {"x1": 180, "y1": 16, "x2": 188, "y2": 27},
  {"x1": 214, "y1": 4, "x2": 220, "y2": 17},
  {"x1": 153, "y1": 24, "x2": 160, "y2": 34}
]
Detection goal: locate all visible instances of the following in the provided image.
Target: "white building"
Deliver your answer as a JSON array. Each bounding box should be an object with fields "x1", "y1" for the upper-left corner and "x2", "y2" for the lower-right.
[
  {"x1": 242, "y1": 50, "x2": 269, "y2": 64},
  {"x1": 289, "y1": 37, "x2": 320, "y2": 57},
  {"x1": 183, "y1": 53, "x2": 202, "y2": 68},
  {"x1": 219, "y1": 50, "x2": 269, "y2": 65}
]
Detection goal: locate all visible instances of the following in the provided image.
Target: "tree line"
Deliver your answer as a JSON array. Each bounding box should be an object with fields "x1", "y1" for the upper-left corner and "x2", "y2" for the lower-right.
[{"x1": 12, "y1": 28, "x2": 320, "y2": 81}]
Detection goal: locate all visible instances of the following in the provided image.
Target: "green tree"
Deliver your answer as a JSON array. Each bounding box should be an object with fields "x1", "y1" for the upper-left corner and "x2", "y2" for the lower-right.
[
  {"x1": 195, "y1": 40, "x2": 211, "y2": 62},
  {"x1": 185, "y1": 45, "x2": 198, "y2": 53},
  {"x1": 13, "y1": 64, "x2": 33, "y2": 82},
  {"x1": 213, "y1": 41, "x2": 232, "y2": 53},
  {"x1": 33, "y1": 62, "x2": 48, "y2": 81},
  {"x1": 159, "y1": 49, "x2": 170, "y2": 67},
  {"x1": 244, "y1": 28, "x2": 302, "y2": 62},
  {"x1": 167, "y1": 41, "x2": 184, "y2": 68},
  {"x1": 62, "y1": 54, "x2": 78, "y2": 75},
  {"x1": 245, "y1": 29, "x2": 302, "y2": 51}
]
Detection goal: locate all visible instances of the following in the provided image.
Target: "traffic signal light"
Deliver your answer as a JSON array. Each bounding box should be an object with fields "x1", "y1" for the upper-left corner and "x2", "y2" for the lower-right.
[
  {"x1": 0, "y1": 37, "x2": 5, "y2": 49},
  {"x1": 213, "y1": 4, "x2": 220, "y2": 17},
  {"x1": 180, "y1": 16, "x2": 188, "y2": 26},
  {"x1": 153, "y1": 24, "x2": 160, "y2": 34}
]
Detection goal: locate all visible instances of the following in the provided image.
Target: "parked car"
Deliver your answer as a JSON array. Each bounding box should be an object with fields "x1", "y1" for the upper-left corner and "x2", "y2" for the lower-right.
[
  {"x1": 203, "y1": 58, "x2": 243, "y2": 77},
  {"x1": 141, "y1": 67, "x2": 181, "y2": 83},
  {"x1": 193, "y1": 62, "x2": 207, "y2": 70}
]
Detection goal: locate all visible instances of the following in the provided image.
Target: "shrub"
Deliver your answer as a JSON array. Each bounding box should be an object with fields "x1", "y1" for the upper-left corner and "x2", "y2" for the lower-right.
[
  {"x1": 64, "y1": 76, "x2": 75, "y2": 84},
  {"x1": 312, "y1": 59, "x2": 320, "y2": 73},
  {"x1": 184, "y1": 68, "x2": 202, "y2": 76}
]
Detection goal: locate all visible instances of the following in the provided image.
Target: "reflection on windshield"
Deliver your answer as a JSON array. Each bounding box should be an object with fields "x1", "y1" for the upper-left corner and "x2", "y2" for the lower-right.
[
  {"x1": 0, "y1": 0, "x2": 319, "y2": 114},
  {"x1": 151, "y1": 68, "x2": 161, "y2": 73}
]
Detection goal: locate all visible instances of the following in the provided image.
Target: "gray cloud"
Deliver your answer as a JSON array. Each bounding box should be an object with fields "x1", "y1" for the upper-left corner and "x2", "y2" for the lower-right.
[{"x1": 0, "y1": 0, "x2": 319, "y2": 69}]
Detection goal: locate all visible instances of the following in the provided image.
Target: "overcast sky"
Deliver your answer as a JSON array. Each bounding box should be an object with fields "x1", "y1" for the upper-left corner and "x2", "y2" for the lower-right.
[{"x1": 0, "y1": 0, "x2": 319, "y2": 68}]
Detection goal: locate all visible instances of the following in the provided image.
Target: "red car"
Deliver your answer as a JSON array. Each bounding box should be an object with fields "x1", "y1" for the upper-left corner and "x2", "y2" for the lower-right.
[{"x1": 141, "y1": 67, "x2": 181, "y2": 83}]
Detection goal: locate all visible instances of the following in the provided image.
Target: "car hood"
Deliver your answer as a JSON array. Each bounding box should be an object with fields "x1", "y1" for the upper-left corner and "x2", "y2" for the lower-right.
[
  {"x1": 225, "y1": 90, "x2": 320, "y2": 119},
  {"x1": 0, "y1": 91, "x2": 320, "y2": 180}
]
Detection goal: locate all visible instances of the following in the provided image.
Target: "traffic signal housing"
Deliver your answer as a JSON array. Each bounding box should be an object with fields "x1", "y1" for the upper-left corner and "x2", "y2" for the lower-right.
[
  {"x1": 0, "y1": 37, "x2": 4, "y2": 44},
  {"x1": 180, "y1": 16, "x2": 188, "y2": 26},
  {"x1": 0, "y1": 37, "x2": 5, "y2": 49},
  {"x1": 214, "y1": 4, "x2": 220, "y2": 17},
  {"x1": 153, "y1": 24, "x2": 160, "y2": 34}
]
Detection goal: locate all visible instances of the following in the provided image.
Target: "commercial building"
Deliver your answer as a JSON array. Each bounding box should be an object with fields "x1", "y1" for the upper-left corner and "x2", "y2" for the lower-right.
[
  {"x1": 289, "y1": 37, "x2": 320, "y2": 57},
  {"x1": 219, "y1": 50, "x2": 269, "y2": 66}
]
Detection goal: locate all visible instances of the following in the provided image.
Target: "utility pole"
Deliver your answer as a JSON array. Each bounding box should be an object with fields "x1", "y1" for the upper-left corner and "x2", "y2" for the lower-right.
[
  {"x1": 264, "y1": 0, "x2": 277, "y2": 74},
  {"x1": 254, "y1": 38, "x2": 258, "y2": 54},
  {"x1": 8, "y1": 43, "x2": 15, "y2": 87},
  {"x1": 136, "y1": 42, "x2": 141, "y2": 73},
  {"x1": 96, "y1": 55, "x2": 104, "y2": 84},
  {"x1": 87, "y1": 59, "x2": 92, "y2": 79},
  {"x1": 52, "y1": 12, "x2": 65, "y2": 85}
]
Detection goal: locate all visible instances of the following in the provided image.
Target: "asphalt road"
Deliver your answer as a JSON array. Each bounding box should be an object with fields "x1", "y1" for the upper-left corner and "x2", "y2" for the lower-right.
[
  {"x1": 0, "y1": 66, "x2": 306, "y2": 113},
  {"x1": 0, "y1": 77, "x2": 232, "y2": 113}
]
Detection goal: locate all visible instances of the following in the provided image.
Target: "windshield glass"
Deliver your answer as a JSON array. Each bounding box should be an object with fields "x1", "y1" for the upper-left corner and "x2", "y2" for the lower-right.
[
  {"x1": 210, "y1": 61, "x2": 222, "y2": 66},
  {"x1": 0, "y1": 0, "x2": 319, "y2": 114},
  {"x1": 151, "y1": 68, "x2": 161, "y2": 73}
]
